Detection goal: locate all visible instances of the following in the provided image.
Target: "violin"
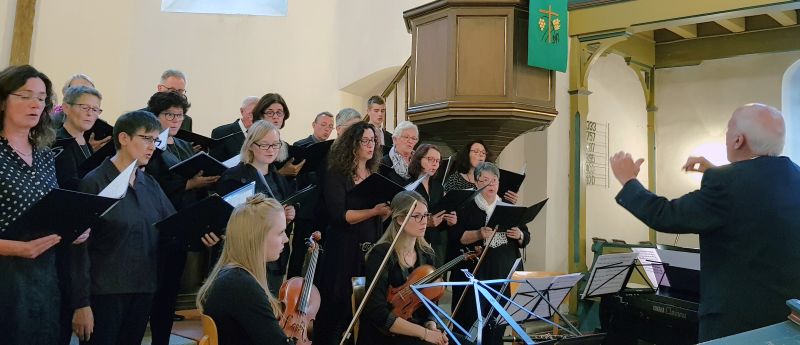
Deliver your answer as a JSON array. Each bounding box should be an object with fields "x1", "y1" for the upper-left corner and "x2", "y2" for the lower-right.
[
  {"x1": 279, "y1": 231, "x2": 322, "y2": 345},
  {"x1": 387, "y1": 249, "x2": 480, "y2": 319}
]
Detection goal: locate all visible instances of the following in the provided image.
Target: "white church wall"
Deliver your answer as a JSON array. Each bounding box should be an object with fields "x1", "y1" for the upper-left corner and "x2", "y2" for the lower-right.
[
  {"x1": 654, "y1": 51, "x2": 800, "y2": 247},
  {"x1": 782, "y1": 59, "x2": 800, "y2": 163},
  {"x1": 585, "y1": 54, "x2": 651, "y2": 260},
  {"x1": 1, "y1": 0, "x2": 17, "y2": 66}
]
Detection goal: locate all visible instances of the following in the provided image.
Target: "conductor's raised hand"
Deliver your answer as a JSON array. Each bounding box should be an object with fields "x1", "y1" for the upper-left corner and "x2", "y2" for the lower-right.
[
  {"x1": 278, "y1": 159, "x2": 306, "y2": 177},
  {"x1": 609, "y1": 151, "x2": 644, "y2": 186},
  {"x1": 682, "y1": 156, "x2": 715, "y2": 173}
]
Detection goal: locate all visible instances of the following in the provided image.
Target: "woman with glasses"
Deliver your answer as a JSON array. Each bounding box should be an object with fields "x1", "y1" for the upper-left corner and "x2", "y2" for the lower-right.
[
  {"x1": 250, "y1": 93, "x2": 305, "y2": 178},
  {"x1": 0, "y1": 65, "x2": 74, "y2": 345},
  {"x1": 54, "y1": 85, "x2": 103, "y2": 190},
  {"x1": 51, "y1": 73, "x2": 112, "y2": 150},
  {"x1": 407, "y1": 144, "x2": 457, "y2": 268},
  {"x1": 444, "y1": 140, "x2": 519, "y2": 204},
  {"x1": 143, "y1": 91, "x2": 222, "y2": 345},
  {"x1": 381, "y1": 120, "x2": 419, "y2": 185},
  {"x1": 447, "y1": 162, "x2": 530, "y2": 345},
  {"x1": 217, "y1": 120, "x2": 296, "y2": 296},
  {"x1": 358, "y1": 191, "x2": 450, "y2": 345},
  {"x1": 313, "y1": 122, "x2": 392, "y2": 345}
]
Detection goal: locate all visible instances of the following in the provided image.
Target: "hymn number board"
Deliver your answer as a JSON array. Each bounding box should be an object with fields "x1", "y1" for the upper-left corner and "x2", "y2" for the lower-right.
[{"x1": 585, "y1": 120, "x2": 609, "y2": 187}]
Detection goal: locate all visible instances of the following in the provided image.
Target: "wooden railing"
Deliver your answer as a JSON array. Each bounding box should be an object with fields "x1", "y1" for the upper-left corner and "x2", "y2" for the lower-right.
[{"x1": 378, "y1": 57, "x2": 411, "y2": 129}]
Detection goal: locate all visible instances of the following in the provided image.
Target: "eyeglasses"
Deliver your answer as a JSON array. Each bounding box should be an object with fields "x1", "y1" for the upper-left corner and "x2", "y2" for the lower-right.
[
  {"x1": 160, "y1": 111, "x2": 184, "y2": 121},
  {"x1": 407, "y1": 213, "x2": 431, "y2": 223},
  {"x1": 360, "y1": 138, "x2": 377, "y2": 146},
  {"x1": 70, "y1": 103, "x2": 103, "y2": 114},
  {"x1": 477, "y1": 177, "x2": 498, "y2": 186},
  {"x1": 400, "y1": 135, "x2": 419, "y2": 142},
  {"x1": 160, "y1": 85, "x2": 187, "y2": 95},
  {"x1": 263, "y1": 110, "x2": 285, "y2": 119},
  {"x1": 470, "y1": 149, "x2": 487, "y2": 156},
  {"x1": 10, "y1": 92, "x2": 47, "y2": 104},
  {"x1": 252, "y1": 142, "x2": 283, "y2": 151},
  {"x1": 136, "y1": 134, "x2": 162, "y2": 147},
  {"x1": 423, "y1": 157, "x2": 441, "y2": 164}
]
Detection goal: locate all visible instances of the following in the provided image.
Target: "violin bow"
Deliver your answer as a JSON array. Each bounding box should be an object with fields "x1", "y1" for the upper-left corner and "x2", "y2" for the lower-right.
[
  {"x1": 339, "y1": 200, "x2": 418, "y2": 345},
  {"x1": 448, "y1": 224, "x2": 500, "y2": 328}
]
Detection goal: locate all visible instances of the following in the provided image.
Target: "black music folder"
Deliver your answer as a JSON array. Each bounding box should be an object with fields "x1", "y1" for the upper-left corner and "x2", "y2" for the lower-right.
[
  {"x1": 281, "y1": 185, "x2": 317, "y2": 207},
  {"x1": 175, "y1": 129, "x2": 242, "y2": 150},
  {"x1": 77, "y1": 141, "x2": 116, "y2": 177},
  {"x1": 6, "y1": 189, "x2": 119, "y2": 243},
  {"x1": 82, "y1": 119, "x2": 113, "y2": 142},
  {"x1": 287, "y1": 140, "x2": 334, "y2": 174},
  {"x1": 432, "y1": 156, "x2": 452, "y2": 182},
  {"x1": 430, "y1": 186, "x2": 485, "y2": 214},
  {"x1": 499, "y1": 168, "x2": 526, "y2": 200},
  {"x1": 155, "y1": 194, "x2": 233, "y2": 251},
  {"x1": 168, "y1": 151, "x2": 236, "y2": 179},
  {"x1": 487, "y1": 198, "x2": 548, "y2": 229},
  {"x1": 348, "y1": 173, "x2": 406, "y2": 206}
]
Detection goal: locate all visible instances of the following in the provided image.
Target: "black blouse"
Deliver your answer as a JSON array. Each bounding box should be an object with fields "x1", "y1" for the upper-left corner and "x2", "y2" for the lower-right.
[
  {"x1": 203, "y1": 266, "x2": 295, "y2": 345},
  {"x1": 358, "y1": 243, "x2": 436, "y2": 345},
  {"x1": 53, "y1": 127, "x2": 92, "y2": 191}
]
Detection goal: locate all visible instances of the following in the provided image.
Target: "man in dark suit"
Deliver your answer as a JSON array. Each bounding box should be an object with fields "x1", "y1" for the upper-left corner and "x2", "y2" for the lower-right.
[
  {"x1": 209, "y1": 96, "x2": 257, "y2": 161},
  {"x1": 609, "y1": 103, "x2": 800, "y2": 342},
  {"x1": 295, "y1": 111, "x2": 334, "y2": 147},
  {"x1": 366, "y1": 95, "x2": 393, "y2": 155}
]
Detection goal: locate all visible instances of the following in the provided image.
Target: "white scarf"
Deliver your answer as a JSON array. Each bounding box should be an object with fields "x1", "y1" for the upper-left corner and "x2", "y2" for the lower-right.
[
  {"x1": 474, "y1": 193, "x2": 507, "y2": 248},
  {"x1": 389, "y1": 146, "x2": 411, "y2": 179}
]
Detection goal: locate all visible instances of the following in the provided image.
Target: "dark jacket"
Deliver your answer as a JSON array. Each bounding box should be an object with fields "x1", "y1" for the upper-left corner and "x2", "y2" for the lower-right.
[
  {"x1": 615, "y1": 156, "x2": 800, "y2": 341},
  {"x1": 210, "y1": 120, "x2": 245, "y2": 161}
]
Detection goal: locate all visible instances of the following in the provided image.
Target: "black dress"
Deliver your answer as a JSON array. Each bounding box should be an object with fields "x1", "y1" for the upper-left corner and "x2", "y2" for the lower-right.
[
  {"x1": 357, "y1": 243, "x2": 436, "y2": 345},
  {"x1": 54, "y1": 126, "x2": 93, "y2": 191},
  {"x1": 0, "y1": 139, "x2": 60, "y2": 345},
  {"x1": 313, "y1": 170, "x2": 384, "y2": 345},
  {"x1": 202, "y1": 266, "x2": 296, "y2": 345},
  {"x1": 217, "y1": 162, "x2": 295, "y2": 295},
  {"x1": 415, "y1": 181, "x2": 448, "y2": 267},
  {"x1": 447, "y1": 200, "x2": 531, "y2": 344}
]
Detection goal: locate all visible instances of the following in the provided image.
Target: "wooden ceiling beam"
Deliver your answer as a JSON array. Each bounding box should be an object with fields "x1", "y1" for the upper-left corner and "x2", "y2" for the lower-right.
[
  {"x1": 715, "y1": 17, "x2": 746, "y2": 32},
  {"x1": 666, "y1": 24, "x2": 697, "y2": 38},
  {"x1": 767, "y1": 10, "x2": 798, "y2": 26}
]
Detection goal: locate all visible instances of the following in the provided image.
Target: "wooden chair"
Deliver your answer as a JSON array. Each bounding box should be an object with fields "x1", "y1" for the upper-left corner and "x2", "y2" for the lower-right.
[
  {"x1": 200, "y1": 314, "x2": 219, "y2": 345},
  {"x1": 510, "y1": 271, "x2": 576, "y2": 336},
  {"x1": 351, "y1": 276, "x2": 367, "y2": 343}
]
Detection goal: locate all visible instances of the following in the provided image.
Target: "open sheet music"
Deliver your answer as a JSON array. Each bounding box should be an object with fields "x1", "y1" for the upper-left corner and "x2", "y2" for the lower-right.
[
  {"x1": 502, "y1": 273, "x2": 584, "y2": 323},
  {"x1": 222, "y1": 153, "x2": 241, "y2": 168},
  {"x1": 222, "y1": 181, "x2": 255, "y2": 207},
  {"x1": 633, "y1": 247, "x2": 670, "y2": 287},
  {"x1": 581, "y1": 252, "x2": 638, "y2": 298},
  {"x1": 98, "y1": 160, "x2": 137, "y2": 199},
  {"x1": 155, "y1": 128, "x2": 169, "y2": 151}
]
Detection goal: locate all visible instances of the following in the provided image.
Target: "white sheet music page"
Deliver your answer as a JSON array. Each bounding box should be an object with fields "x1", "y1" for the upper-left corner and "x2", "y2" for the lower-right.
[
  {"x1": 222, "y1": 154, "x2": 241, "y2": 168},
  {"x1": 632, "y1": 248, "x2": 670, "y2": 288},
  {"x1": 581, "y1": 252, "x2": 638, "y2": 298},
  {"x1": 98, "y1": 160, "x2": 138, "y2": 199},
  {"x1": 223, "y1": 181, "x2": 256, "y2": 207},
  {"x1": 156, "y1": 128, "x2": 169, "y2": 151},
  {"x1": 502, "y1": 273, "x2": 584, "y2": 323},
  {"x1": 404, "y1": 175, "x2": 426, "y2": 191}
]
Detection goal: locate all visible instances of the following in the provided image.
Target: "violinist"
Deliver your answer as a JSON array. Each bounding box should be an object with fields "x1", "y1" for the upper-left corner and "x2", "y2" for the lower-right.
[
  {"x1": 197, "y1": 194, "x2": 296, "y2": 345},
  {"x1": 359, "y1": 191, "x2": 448, "y2": 345}
]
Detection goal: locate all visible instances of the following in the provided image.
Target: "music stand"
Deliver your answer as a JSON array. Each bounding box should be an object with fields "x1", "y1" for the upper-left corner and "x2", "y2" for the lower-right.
[
  {"x1": 581, "y1": 252, "x2": 667, "y2": 299},
  {"x1": 498, "y1": 273, "x2": 584, "y2": 336}
]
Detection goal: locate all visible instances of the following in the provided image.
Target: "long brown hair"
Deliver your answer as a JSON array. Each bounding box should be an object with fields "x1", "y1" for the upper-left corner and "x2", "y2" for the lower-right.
[
  {"x1": 327, "y1": 121, "x2": 382, "y2": 178},
  {"x1": 196, "y1": 194, "x2": 285, "y2": 317},
  {"x1": 369, "y1": 191, "x2": 435, "y2": 268},
  {"x1": 0, "y1": 65, "x2": 56, "y2": 148}
]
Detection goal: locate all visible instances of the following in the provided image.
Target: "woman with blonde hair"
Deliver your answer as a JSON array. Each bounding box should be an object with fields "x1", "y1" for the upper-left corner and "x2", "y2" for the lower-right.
[
  {"x1": 197, "y1": 194, "x2": 295, "y2": 345},
  {"x1": 216, "y1": 120, "x2": 296, "y2": 295},
  {"x1": 358, "y1": 191, "x2": 449, "y2": 345}
]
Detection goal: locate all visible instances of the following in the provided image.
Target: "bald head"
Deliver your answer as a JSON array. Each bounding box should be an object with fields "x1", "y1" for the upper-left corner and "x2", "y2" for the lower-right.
[{"x1": 726, "y1": 103, "x2": 785, "y2": 162}]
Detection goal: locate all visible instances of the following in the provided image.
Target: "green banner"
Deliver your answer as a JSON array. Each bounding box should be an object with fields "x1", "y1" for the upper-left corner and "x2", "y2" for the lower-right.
[{"x1": 528, "y1": 0, "x2": 568, "y2": 72}]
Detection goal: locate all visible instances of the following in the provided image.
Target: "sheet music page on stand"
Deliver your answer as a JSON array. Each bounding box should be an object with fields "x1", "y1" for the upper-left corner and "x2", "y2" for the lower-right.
[
  {"x1": 532, "y1": 273, "x2": 583, "y2": 317},
  {"x1": 581, "y1": 252, "x2": 638, "y2": 298},
  {"x1": 632, "y1": 248, "x2": 670, "y2": 287},
  {"x1": 98, "y1": 160, "x2": 138, "y2": 199}
]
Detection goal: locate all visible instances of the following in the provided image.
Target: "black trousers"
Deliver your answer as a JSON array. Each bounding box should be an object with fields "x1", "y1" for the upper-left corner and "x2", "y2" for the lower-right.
[
  {"x1": 287, "y1": 218, "x2": 314, "y2": 278},
  {"x1": 150, "y1": 245, "x2": 188, "y2": 345},
  {"x1": 81, "y1": 293, "x2": 154, "y2": 345}
]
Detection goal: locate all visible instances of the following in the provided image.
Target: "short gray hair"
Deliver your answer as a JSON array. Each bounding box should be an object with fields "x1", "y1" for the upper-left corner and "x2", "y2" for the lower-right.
[
  {"x1": 392, "y1": 120, "x2": 418, "y2": 139},
  {"x1": 314, "y1": 111, "x2": 334, "y2": 123},
  {"x1": 63, "y1": 85, "x2": 102, "y2": 105},
  {"x1": 160, "y1": 69, "x2": 187, "y2": 84},
  {"x1": 336, "y1": 108, "x2": 362, "y2": 127},
  {"x1": 241, "y1": 96, "x2": 259, "y2": 108},
  {"x1": 61, "y1": 73, "x2": 94, "y2": 96},
  {"x1": 733, "y1": 103, "x2": 785, "y2": 156},
  {"x1": 474, "y1": 161, "x2": 500, "y2": 181}
]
